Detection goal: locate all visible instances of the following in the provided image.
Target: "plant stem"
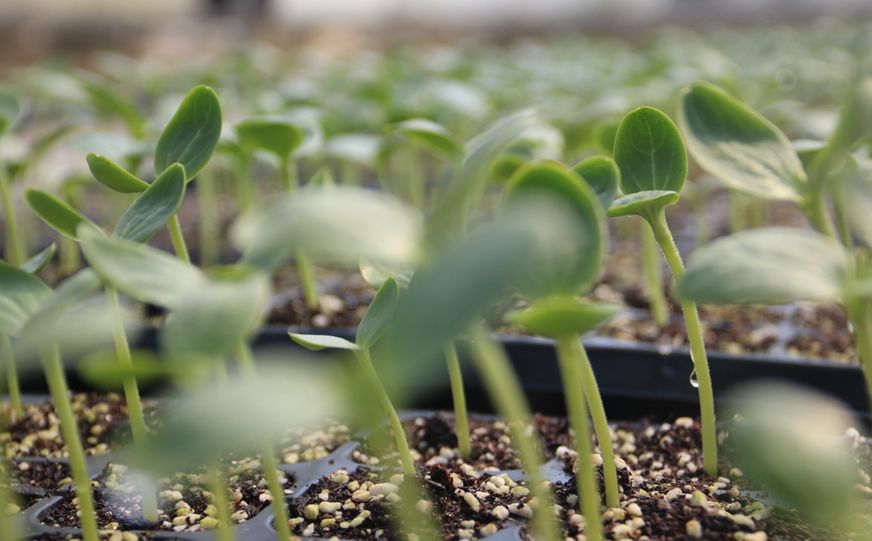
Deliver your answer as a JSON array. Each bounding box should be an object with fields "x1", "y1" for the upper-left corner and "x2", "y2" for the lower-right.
[
  {"x1": 279, "y1": 158, "x2": 298, "y2": 193},
  {"x1": 208, "y1": 462, "x2": 235, "y2": 541},
  {"x1": 570, "y1": 336, "x2": 619, "y2": 508},
  {"x1": 2, "y1": 334, "x2": 23, "y2": 420},
  {"x1": 296, "y1": 251, "x2": 319, "y2": 310},
  {"x1": 41, "y1": 344, "x2": 99, "y2": 541},
  {"x1": 444, "y1": 342, "x2": 470, "y2": 458},
  {"x1": 59, "y1": 236, "x2": 80, "y2": 276},
  {"x1": 0, "y1": 166, "x2": 25, "y2": 266},
  {"x1": 554, "y1": 336, "x2": 603, "y2": 540},
  {"x1": 803, "y1": 188, "x2": 838, "y2": 240},
  {"x1": 649, "y1": 212, "x2": 718, "y2": 476},
  {"x1": 641, "y1": 221, "x2": 668, "y2": 327},
  {"x1": 729, "y1": 190, "x2": 747, "y2": 233},
  {"x1": 847, "y1": 301, "x2": 872, "y2": 414},
  {"x1": 353, "y1": 348, "x2": 415, "y2": 474},
  {"x1": 340, "y1": 162, "x2": 360, "y2": 186},
  {"x1": 234, "y1": 157, "x2": 255, "y2": 212},
  {"x1": 467, "y1": 327, "x2": 559, "y2": 541},
  {"x1": 197, "y1": 169, "x2": 220, "y2": 266},
  {"x1": 167, "y1": 213, "x2": 190, "y2": 264},
  {"x1": 402, "y1": 149, "x2": 424, "y2": 209},
  {"x1": 0, "y1": 371, "x2": 22, "y2": 541},
  {"x1": 832, "y1": 197, "x2": 855, "y2": 251}
]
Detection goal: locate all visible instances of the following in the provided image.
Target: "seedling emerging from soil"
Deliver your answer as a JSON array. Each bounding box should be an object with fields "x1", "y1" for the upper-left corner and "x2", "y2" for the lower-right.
[
  {"x1": 503, "y1": 161, "x2": 621, "y2": 535},
  {"x1": 292, "y1": 278, "x2": 416, "y2": 474},
  {"x1": 610, "y1": 106, "x2": 718, "y2": 476}
]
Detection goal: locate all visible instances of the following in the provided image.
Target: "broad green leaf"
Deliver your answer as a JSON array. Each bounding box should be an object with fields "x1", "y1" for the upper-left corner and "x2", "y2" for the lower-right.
[
  {"x1": 677, "y1": 227, "x2": 849, "y2": 304},
  {"x1": 393, "y1": 119, "x2": 462, "y2": 158},
  {"x1": 79, "y1": 226, "x2": 204, "y2": 307},
  {"x1": 87, "y1": 153, "x2": 149, "y2": 193},
  {"x1": 236, "y1": 116, "x2": 304, "y2": 160},
  {"x1": 359, "y1": 259, "x2": 413, "y2": 289},
  {"x1": 608, "y1": 190, "x2": 680, "y2": 218},
  {"x1": 0, "y1": 261, "x2": 51, "y2": 335},
  {"x1": 235, "y1": 187, "x2": 422, "y2": 271},
  {"x1": 507, "y1": 297, "x2": 621, "y2": 337},
  {"x1": 25, "y1": 189, "x2": 99, "y2": 239},
  {"x1": 572, "y1": 156, "x2": 620, "y2": 209},
  {"x1": 20, "y1": 243, "x2": 56, "y2": 274},
  {"x1": 505, "y1": 160, "x2": 606, "y2": 296},
  {"x1": 78, "y1": 349, "x2": 199, "y2": 389},
  {"x1": 356, "y1": 278, "x2": 398, "y2": 349},
  {"x1": 0, "y1": 91, "x2": 20, "y2": 136},
  {"x1": 114, "y1": 163, "x2": 186, "y2": 242},
  {"x1": 833, "y1": 155, "x2": 872, "y2": 249},
  {"x1": 161, "y1": 270, "x2": 270, "y2": 361},
  {"x1": 679, "y1": 82, "x2": 804, "y2": 201},
  {"x1": 290, "y1": 333, "x2": 359, "y2": 351},
  {"x1": 727, "y1": 383, "x2": 860, "y2": 532},
  {"x1": 154, "y1": 85, "x2": 222, "y2": 179},
  {"x1": 614, "y1": 106, "x2": 687, "y2": 195}
]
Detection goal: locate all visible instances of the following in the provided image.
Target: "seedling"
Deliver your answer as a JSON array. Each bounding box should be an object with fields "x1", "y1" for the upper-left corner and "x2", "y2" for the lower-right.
[
  {"x1": 503, "y1": 161, "x2": 622, "y2": 533},
  {"x1": 0, "y1": 92, "x2": 24, "y2": 266},
  {"x1": 610, "y1": 106, "x2": 718, "y2": 475}
]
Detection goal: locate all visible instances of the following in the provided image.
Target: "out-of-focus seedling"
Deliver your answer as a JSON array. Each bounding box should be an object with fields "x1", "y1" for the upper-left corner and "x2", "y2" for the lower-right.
[
  {"x1": 0, "y1": 92, "x2": 24, "y2": 266},
  {"x1": 610, "y1": 106, "x2": 718, "y2": 475}
]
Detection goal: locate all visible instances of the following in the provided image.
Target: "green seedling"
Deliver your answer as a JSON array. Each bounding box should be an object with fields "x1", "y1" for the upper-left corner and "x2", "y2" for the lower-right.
[
  {"x1": 325, "y1": 133, "x2": 382, "y2": 186},
  {"x1": 292, "y1": 278, "x2": 415, "y2": 474},
  {"x1": 610, "y1": 106, "x2": 718, "y2": 476},
  {"x1": 0, "y1": 92, "x2": 24, "y2": 266},
  {"x1": 503, "y1": 161, "x2": 621, "y2": 534}
]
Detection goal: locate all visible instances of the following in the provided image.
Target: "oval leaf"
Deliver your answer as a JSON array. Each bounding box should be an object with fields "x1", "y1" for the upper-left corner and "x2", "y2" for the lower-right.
[
  {"x1": 614, "y1": 106, "x2": 688, "y2": 195},
  {"x1": 394, "y1": 118, "x2": 462, "y2": 158},
  {"x1": 828, "y1": 78, "x2": 872, "y2": 156},
  {"x1": 25, "y1": 189, "x2": 98, "y2": 239},
  {"x1": 236, "y1": 116, "x2": 304, "y2": 160},
  {"x1": 154, "y1": 85, "x2": 222, "y2": 179},
  {"x1": 572, "y1": 156, "x2": 620, "y2": 209},
  {"x1": 677, "y1": 227, "x2": 849, "y2": 304},
  {"x1": 679, "y1": 82, "x2": 804, "y2": 201},
  {"x1": 507, "y1": 297, "x2": 621, "y2": 337},
  {"x1": 0, "y1": 260, "x2": 51, "y2": 335},
  {"x1": 608, "y1": 190, "x2": 680, "y2": 218},
  {"x1": 356, "y1": 277, "x2": 398, "y2": 349},
  {"x1": 114, "y1": 163, "x2": 186, "y2": 243},
  {"x1": 87, "y1": 153, "x2": 149, "y2": 193},
  {"x1": 20, "y1": 243, "x2": 56, "y2": 274},
  {"x1": 290, "y1": 333, "x2": 358, "y2": 351}
]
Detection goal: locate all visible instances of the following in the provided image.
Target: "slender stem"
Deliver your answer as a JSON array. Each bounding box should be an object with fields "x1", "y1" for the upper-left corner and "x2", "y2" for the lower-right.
[
  {"x1": 2, "y1": 335, "x2": 23, "y2": 420},
  {"x1": 803, "y1": 189, "x2": 838, "y2": 240},
  {"x1": 467, "y1": 327, "x2": 559, "y2": 541},
  {"x1": 649, "y1": 213, "x2": 718, "y2": 476},
  {"x1": 198, "y1": 169, "x2": 220, "y2": 266},
  {"x1": 832, "y1": 197, "x2": 855, "y2": 251},
  {"x1": 444, "y1": 342, "x2": 470, "y2": 458},
  {"x1": 279, "y1": 158, "x2": 298, "y2": 193},
  {"x1": 353, "y1": 348, "x2": 415, "y2": 474},
  {"x1": 729, "y1": 190, "x2": 747, "y2": 233},
  {"x1": 640, "y1": 221, "x2": 668, "y2": 327},
  {"x1": 0, "y1": 167, "x2": 25, "y2": 266},
  {"x1": 554, "y1": 336, "x2": 603, "y2": 541},
  {"x1": 167, "y1": 214, "x2": 190, "y2": 264},
  {"x1": 234, "y1": 157, "x2": 255, "y2": 212},
  {"x1": 208, "y1": 462, "x2": 234, "y2": 541},
  {"x1": 296, "y1": 251, "x2": 319, "y2": 310},
  {"x1": 847, "y1": 301, "x2": 872, "y2": 414},
  {"x1": 41, "y1": 344, "x2": 99, "y2": 541},
  {"x1": 569, "y1": 337, "x2": 619, "y2": 508},
  {"x1": 260, "y1": 439, "x2": 292, "y2": 541},
  {"x1": 59, "y1": 236, "x2": 80, "y2": 276},
  {"x1": 0, "y1": 367, "x2": 22, "y2": 541}
]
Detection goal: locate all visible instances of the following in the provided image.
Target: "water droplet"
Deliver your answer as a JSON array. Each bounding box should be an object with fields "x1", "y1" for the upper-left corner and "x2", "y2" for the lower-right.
[{"x1": 689, "y1": 369, "x2": 699, "y2": 389}]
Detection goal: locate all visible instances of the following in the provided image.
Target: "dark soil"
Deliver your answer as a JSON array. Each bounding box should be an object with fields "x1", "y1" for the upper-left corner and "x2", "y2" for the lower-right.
[
  {"x1": 10, "y1": 459, "x2": 72, "y2": 496},
  {"x1": 40, "y1": 457, "x2": 294, "y2": 533},
  {"x1": 268, "y1": 269, "x2": 375, "y2": 330}
]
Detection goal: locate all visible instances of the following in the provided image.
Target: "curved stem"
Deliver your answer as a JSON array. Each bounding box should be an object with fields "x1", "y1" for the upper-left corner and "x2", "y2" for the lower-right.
[
  {"x1": 42, "y1": 344, "x2": 99, "y2": 541},
  {"x1": 2, "y1": 334, "x2": 23, "y2": 420},
  {"x1": 354, "y1": 348, "x2": 415, "y2": 474},
  {"x1": 569, "y1": 337, "x2": 619, "y2": 508},
  {"x1": 649, "y1": 213, "x2": 718, "y2": 476},
  {"x1": 279, "y1": 158, "x2": 298, "y2": 194},
  {"x1": 641, "y1": 221, "x2": 668, "y2": 327},
  {"x1": 167, "y1": 214, "x2": 190, "y2": 264},
  {"x1": 208, "y1": 462, "x2": 235, "y2": 541},
  {"x1": 803, "y1": 189, "x2": 838, "y2": 240},
  {"x1": 467, "y1": 327, "x2": 559, "y2": 541},
  {"x1": 234, "y1": 157, "x2": 255, "y2": 212},
  {"x1": 555, "y1": 336, "x2": 603, "y2": 541},
  {"x1": 296, "y1": 251, "x2": 319, "y2": 310},
  {"x1": 444, "y1": 342, "x2": 470, "y2": 458},
  {"x1": 0, "y1": 167, "x2": 24, "y2": 266},
  {"x1": 0, "y1": 368, "x2": 22, "y2": 540}
]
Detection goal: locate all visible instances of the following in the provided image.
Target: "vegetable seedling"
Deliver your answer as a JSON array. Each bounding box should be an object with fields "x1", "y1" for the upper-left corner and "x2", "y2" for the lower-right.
[
  {"x1": 504, "y1": 161, "x2": 622, "y2": 530},
  {"x1": 291, "y1": 278, "x2": 416, "y2": 474},
  {"x1": 610, "y1": 106, "x2": 718, "y2": 476},
  {"x1": 0, "y1": 92, "x2": 25, "y2": 266}
]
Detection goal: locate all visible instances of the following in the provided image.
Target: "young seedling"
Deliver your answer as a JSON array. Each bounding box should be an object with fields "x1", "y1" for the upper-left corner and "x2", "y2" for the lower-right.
[
  {"x1": 610, "y1": 106, "x2": 718, "y2": 476},
  {"x1": 503, "y1": 161, "x2": 622, "y2": 527},
  {"x1": 325, "y1": 133, "x2": 382, "y2": 186},
  {"x1": 291, "y1": 278, "x2": 416, "y2": 474},
  {"x1": 0, "y1": 92, "x2": 24, "y2": 266}
]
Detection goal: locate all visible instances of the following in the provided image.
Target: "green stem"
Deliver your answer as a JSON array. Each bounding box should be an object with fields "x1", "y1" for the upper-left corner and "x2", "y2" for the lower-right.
[
  {"x1": 208, "y1": 462, "x2": 234, "y2": 541},
  {"x1": 641, "y1": 221, "x2": 668, "y2": 327},
  {"x1": 59, "y1": 236, "x2": 80, "y2": 276},
  {"x1": 833, "y1": 197, "x2": 855, "y2": 251},
  {"x1": 403, "y1": 149, "x2": 424, "y2": 209},
  {"x1": 279, "y1": 158, "x2": 298, "y2": 193},
  {"x1": 0, "y1": 365, "x2": 22, "y2": 541},
  {"x1": 570, "y1": 337, "x2": 619, "y2": 508},
  {"x1": 803, "y1": 188, "x2": 838, "y2": 240},
  {"x1": 167, "y1": 213, "x2": 190, "y2": 264},
  {"x1": 41, "y1": 344, "x2": 99, "y2": 541},
  {"x1": 296, "y1": 251, "x2": 319, "y2": 310},
  {"x1": 554, "y1": 336, "x2": 603, "y2": 541},
  {"x1": 234, "y1": 157, "x2": 255, "y2": 212},
  {"x1": 729, "y1": 190, "x2": 747, "y2": 234},
  {"x1": 2, "y1": 335, "x2": 23, "y2": 420},
  {"x1": 353, "y1": 348, "x2": 415, "y2": 474},
  {"x1": 0, "y1": 167, "x2": 25, "y2": 266},
  {"x1": 649, "y1": 213, "x2": 718, "y2": 476},
  {"x1": 444, "y1": 342, "x2": 470, "y2": 458},
  {"x1": 467, "y1": 327, "x2": 559, "y2": 541},
  {"x1": 198, "y1": 169, "x2": 220, "y2": 266},
  {"x1": 340, "y1": 162, "x2": 360, "y2": 186}
]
